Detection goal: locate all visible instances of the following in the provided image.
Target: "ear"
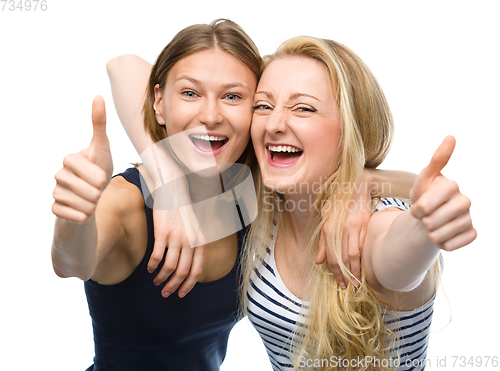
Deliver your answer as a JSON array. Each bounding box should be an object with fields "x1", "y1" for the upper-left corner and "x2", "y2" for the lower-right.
[{"x1": 153, "y1": 84, "x2": 166, "y2": 125}]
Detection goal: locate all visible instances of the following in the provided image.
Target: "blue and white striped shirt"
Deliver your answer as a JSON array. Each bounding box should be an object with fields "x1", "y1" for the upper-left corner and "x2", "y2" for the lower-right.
[{"x1": 247, "y1": 198, "x2": 434, "y2": 371}]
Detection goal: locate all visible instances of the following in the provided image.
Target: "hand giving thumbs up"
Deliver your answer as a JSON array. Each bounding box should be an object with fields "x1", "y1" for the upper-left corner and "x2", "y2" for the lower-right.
[
  {"x1": 52, "y1": 96, "x2": 113, "y2": 223},
  {"x1": 410, "y1": 136, "x2": 476, "y2": 251}
]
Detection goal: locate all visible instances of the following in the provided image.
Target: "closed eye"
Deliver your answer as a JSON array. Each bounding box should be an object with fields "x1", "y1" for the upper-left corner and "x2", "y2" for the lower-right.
[
  {"x1": 253, "y1": 103, "x2": 273, "y2": 111},
  {"x1": 295, "y1": 105, "x2": 316, "y2": 113}
]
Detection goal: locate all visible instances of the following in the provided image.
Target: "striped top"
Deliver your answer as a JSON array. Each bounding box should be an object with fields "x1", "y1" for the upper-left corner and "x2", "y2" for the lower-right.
[{"x1": 247, "y1": 198, "x2": 434, "y2": 371}]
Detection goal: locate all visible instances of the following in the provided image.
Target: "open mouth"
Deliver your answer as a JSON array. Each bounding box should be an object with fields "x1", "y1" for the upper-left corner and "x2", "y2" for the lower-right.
[
  {"x1": 189, "y1": 134, "x2": 229, "y2": 154},
  {"x1": 267, "y1": 144, "x2": 303, "y2": 166}
]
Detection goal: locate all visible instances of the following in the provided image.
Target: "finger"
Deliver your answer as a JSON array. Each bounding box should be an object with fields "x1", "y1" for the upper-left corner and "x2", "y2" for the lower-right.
[
  {"x1": 53, "y1": 185, "x2": 97, "y2": 216},
  {"x1": 411, "y1": 178, "x2": 459, "y2": 220},
  {"x1": 420, "y1": 192, "x2": 471, "y2": 231},
  {"x1": 62, "y1": 153, "x2": 108, "y2": 191},
  {"x1": 148, "y1": 235, "x2": 167, "y2": 274},
  {"x1": 55, "y1": 166, "x2": 103, "y2": 203},
  {"x1": 153, "y1": 244, "x2": 180, "y2": 286},
  {"x1": 327, "y1": 251, "x2": 346, "y2": 288},
  {"x1": 90, "y1": 95, "x2": 108, "y2": 150},
  {"x1": 148, "y1": 209, "x2": 172, "y2": 273},
  {"x1": 316, "y1": 230, "x2": 327, "y2": 265},
  {"x1": 162, "y1": 247, "x2": 194, "y2": 298},
  {"x1": 327, "y1": 235, "x2": 346, "y2": 288},
  {"x1": 428, "y1": 213, "x2": 474, "y2": 246},
  {"x1": 411, "y1": 136, "x2": 456, "y2": 202},
  {"x1": 359, "y1": 223, "x2": 367, "y2": 252},
  {"x1": 441, "y1": 226, "x2": 477, "y2": 252},
  {"x1": 52, "y1": 201, "x2": 91, "y2": 224},
  {"x1": 177, "y1": 245, "x2": 205, "y2": 298},
  {"x1": 347, "y1": 232, "x2": 361, "y2": 285}
]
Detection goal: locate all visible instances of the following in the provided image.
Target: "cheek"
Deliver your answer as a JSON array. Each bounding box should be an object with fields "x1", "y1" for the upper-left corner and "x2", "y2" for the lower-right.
[{"x1": 250, "y1": 114, "x2": 265, "y2": 142}]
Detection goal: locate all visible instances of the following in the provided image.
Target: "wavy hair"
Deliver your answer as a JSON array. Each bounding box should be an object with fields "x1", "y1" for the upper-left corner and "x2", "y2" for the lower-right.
[{"x1": 241, "y1": 36, "x2": 438, "y2": 371}]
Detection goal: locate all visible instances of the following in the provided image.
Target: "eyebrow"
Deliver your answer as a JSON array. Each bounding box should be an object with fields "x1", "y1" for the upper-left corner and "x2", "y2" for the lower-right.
[
  {"x1": 254, "y1": 91, "x2": 319, "y2": 102},
  {"x1": 174, "y1": 75, "x2": 251, "y2": 92},
  {"x1": 289, "y1": 92, "x2": 319, "y2": 101}
]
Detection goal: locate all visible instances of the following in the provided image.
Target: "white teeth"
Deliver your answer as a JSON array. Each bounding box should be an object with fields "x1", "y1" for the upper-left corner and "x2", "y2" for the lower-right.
[
  {"x1": 267, "y1": 145, "x2": 301, "y2": 153},
  {"x1": 191, "y1": 134, "x2": 227, "y2": 141}
]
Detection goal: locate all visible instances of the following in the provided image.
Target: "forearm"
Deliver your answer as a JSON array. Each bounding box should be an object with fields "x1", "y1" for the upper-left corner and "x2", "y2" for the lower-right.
[
  {"x1": 367, "y1": 169, "x2": 417, "y2": 200},
  {"x1": 107, "y1": 54, "x2": 153, "y2": 154},
  {"x1": 107, "y1": 55, "x2": 186, "y2": 189},
  {"x1": 51, "y1": 215, "x2": 98, "y2": 280},
  {"x1": 371, "y1": 211, "x2": 440, "y2": 292}
]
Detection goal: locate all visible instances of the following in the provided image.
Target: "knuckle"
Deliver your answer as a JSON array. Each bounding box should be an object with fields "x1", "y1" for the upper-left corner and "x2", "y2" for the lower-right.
[
  {"x1": 163, "y1": 263, "x2": 176, "y2": 273},
  {"x1": 177, "y1": 267, "x2": 190, "y2": 277},
  {"x1": 54, "y1": 169, "x2": 63, "y2": 183},
  {"x1": 446, "y1": 179, "x2": 459, "y2": 193},
  {"x1": 428, "y1": 232, "x2": 441, "y2": 244},
  {"x1": 461, "y1": 195, "x2": 472, "y2": 210},
  {"x1": 347, "y1": 250, "x2": 361, "y2": 259},
  {"x1": 418, "y1": 200, "x2": 431, "y2": 214},
  {"x1": 421, "y1": 216, "x2": 432, "y2": 229},
  {"x1": 192, "y1": 266, "x2": 203, "y2": 278},
  {"x1": 62, "y1": 153, "x2": 76, "y2": 168},
  {"x1": 96, "y1": 170, "x2": 107, "y2": 189},
  {"x1": 78, "y1": 213, "x2": 89, "y2": 224},
  {"x1": 86, "y1": 203, "x2": 97, "y2": 215}
]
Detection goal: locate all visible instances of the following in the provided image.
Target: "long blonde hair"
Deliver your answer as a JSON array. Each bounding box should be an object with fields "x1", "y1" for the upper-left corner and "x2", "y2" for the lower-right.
[{"x1": 240, "y1": 36, "x2": 428, "y2": 371}]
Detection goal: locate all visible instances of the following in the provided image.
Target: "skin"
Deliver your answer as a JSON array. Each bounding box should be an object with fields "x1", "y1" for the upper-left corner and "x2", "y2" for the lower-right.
[
  {"x1": 51, "y1": 49, "x2": 257, "y2": 291},
  {"x1": 105, "y1": 51, "x2": 419, "y2": 296},
  {"x1": 251, "y1": 56, "x2": 476, "y2": 309},
  {"x1": 107, "y1": 52, "x2": 385, "y2": 294}
]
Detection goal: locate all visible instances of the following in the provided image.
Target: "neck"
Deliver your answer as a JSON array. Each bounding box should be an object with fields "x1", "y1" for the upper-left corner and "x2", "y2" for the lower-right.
[
  {"x1": 186, "y1": 171, "x2": 223, "y2": 205},
  {"x1": 282, "y1": 192, "x2": 316, "y2": 252}
]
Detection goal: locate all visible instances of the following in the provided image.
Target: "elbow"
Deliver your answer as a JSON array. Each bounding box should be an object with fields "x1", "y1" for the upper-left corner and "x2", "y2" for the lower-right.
[
  {"x1": 106, "y1": 54, "x2": 139, "y2": 76},
  {"x1": 51, "y1": 256, "x2": 94, "y2": 281},
  {"x1": 377, "y1": 273, "x2": 426, "y2": 292}
]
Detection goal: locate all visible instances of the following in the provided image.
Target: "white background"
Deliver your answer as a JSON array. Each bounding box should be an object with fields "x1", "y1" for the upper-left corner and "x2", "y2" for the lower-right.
[{"x1": 1, "y1": 1, "x2": 499, "y2": 370}]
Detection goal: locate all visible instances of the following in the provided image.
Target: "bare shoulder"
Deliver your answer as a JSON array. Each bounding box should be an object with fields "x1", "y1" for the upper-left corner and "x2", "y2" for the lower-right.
[
  {"x1": 90, "y1": 173, "x2": 148, "y2": 284},
  {"x1": 100, "y1": 174, "x2": 147, "y2": 244}
]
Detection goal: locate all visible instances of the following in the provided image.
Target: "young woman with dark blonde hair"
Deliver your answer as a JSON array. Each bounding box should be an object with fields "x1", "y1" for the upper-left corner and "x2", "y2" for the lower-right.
[{"x1": 51, "y1": 19, "x2": 261, "y2": 371}]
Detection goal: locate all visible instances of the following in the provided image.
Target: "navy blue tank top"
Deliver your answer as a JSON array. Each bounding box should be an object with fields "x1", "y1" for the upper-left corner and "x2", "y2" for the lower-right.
[{"x1": 84, "y1": 167, "x2": 245, "y2": 371}]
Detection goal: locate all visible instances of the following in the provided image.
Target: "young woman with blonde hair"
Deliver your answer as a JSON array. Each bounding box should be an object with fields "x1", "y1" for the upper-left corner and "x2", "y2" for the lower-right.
[{"x1": 243, "y1": 36, "x2": 475, "y2": 370}]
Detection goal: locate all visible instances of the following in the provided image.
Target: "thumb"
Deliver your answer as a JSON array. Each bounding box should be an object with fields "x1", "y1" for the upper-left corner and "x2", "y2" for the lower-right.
[
  {"x1": 411, "y1": 135, "x2": 455, "y2": 203},
  {"x1": 90, "y1": 95, "x2": 108, "y2": 152}
]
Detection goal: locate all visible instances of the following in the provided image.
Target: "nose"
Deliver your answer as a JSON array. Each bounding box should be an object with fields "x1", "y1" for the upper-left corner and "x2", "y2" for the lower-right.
[
  {"x1": 265, "y1": 109, "x2": 287, "y2": 136},
  {"x1": 199, "y1": 97, "x2": 223, "y2": 127}
]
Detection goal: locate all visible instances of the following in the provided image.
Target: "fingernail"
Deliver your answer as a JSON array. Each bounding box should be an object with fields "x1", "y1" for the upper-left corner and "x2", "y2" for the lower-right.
[
  {"x1": 147, "y1": 268, "x2": 153, "y2": 274},
  {"x1": 162, "y1": 291, "x2": 171, "y2": 298},
  {"x1": 153, "y1": 281, "x2": 160, "y2": 286},
  {"x1": 339, "y1": 281, "x2": 346, "y2": 288},
  {"x1": 179, "y1": 292, "x2": 186, "y2": 298}
]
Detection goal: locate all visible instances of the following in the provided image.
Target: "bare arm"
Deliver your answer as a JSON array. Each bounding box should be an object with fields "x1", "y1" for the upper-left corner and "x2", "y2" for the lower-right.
[
  {"x1": 107, "y1": 54, "x2": 154, "y2": 155},
  {"x1": 367, "y1": 168, "x2": 416, "y2": 200},
  {"x1": 106, "y1": 54, "x2": 205, "y2": 298},
  {"x1": 317, "y1": 169, "x2": 417, "y2": 287},
  {"x1": 363, "y1": 137, "x2": 476, "y2": 307},
  {"x1": 51, "y1": 96, "x2": 121, "y2": 280}
]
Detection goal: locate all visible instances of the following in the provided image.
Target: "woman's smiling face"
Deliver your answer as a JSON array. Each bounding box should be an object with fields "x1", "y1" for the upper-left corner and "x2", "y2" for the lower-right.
[
  {"x1": 251, "y1": 56, "x2": 342, "y2": 194},
  {"x1": 154, "y1": 48, "x2": 257, "y2": 172}
]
